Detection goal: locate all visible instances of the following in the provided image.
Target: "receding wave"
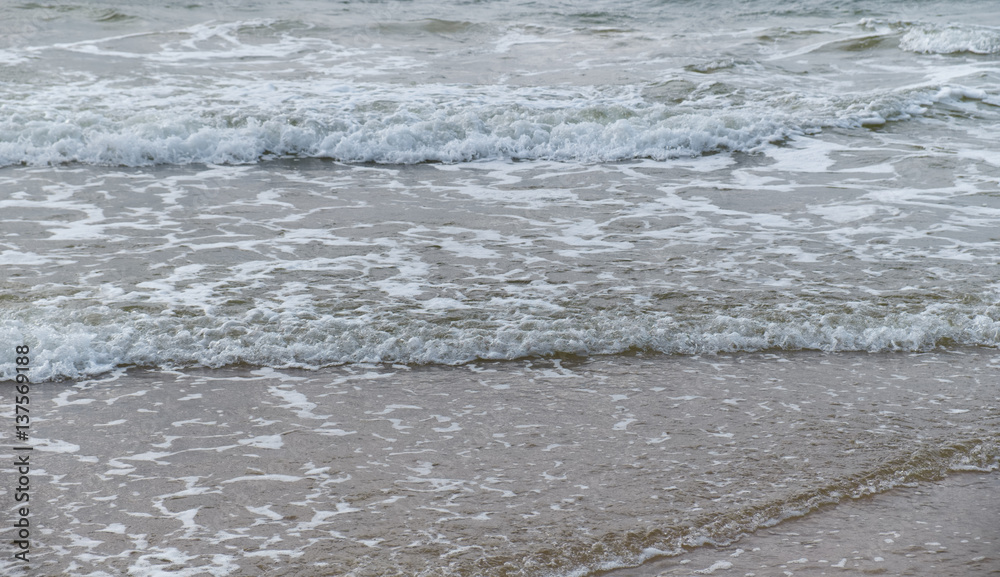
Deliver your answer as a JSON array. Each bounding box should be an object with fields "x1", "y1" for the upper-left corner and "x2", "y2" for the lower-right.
[
  {"x1": 2, "y1": 302, "x2": 998, "y2": 381},
  {"x1": 558, "y1": 436, "x2": 999, "y2": 577}
]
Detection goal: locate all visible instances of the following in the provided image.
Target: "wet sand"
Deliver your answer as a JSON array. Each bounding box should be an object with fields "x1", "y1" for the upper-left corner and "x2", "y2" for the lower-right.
[{"x1": 0, "y1": 350, "x2": 997, "y2": 576}]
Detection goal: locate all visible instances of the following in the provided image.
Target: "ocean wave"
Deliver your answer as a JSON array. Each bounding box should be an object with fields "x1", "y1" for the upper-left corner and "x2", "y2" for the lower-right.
[
  {"x1": 0, "y1": 79, "x2": 951, "y2": 167},
  {"x1": 2, "y1": 303, "x2": 998, "y2": 381},
  {"x1": 0, "y1": 107, "x2": 791, "y2": 166},
  {"x1": 860, "y1": 19, "x2": 1000, "y2": 55},
  {"x1": 899, "y1": 23, "x2": 1000, "y2": 54}
]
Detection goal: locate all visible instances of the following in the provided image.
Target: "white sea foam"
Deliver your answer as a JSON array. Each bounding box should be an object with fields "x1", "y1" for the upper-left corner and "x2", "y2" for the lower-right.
[
  {"x1": 2, "y1": 7, "x2": 998, "y2": 384},
  {"x1": 2, "y1": 304, "x2": 998, "y2": 382},
  {"x1": 0, "y1": 77, "x2": 959, "y2": 167},
  {"x1": 3, "y1": 10, "x2": 995, "y2": 170},
  {"x1": 899, "y1": 23, "x2": 1000, "y2": 54}
]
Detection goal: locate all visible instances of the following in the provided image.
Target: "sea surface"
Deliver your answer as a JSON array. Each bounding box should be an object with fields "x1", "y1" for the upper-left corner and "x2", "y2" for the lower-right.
[{"x1": 0, "y1": 0, "x2": 998, "y2": 576}]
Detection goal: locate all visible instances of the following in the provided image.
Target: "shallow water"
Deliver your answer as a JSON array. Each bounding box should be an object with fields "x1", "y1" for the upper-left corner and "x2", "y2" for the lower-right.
[
  {"x1": 3, "y1": 148, "x2": 1000, "y2": 378},
  {"x1": 616, "y1": 472, "x2": 1000, "y2": 576},
  {"x1": 1, "y1": 2, "x2": 999, "y2": 575},
  {"x1": 3, "y1": 1, "x2": 1000, "y2": 377},
  {"x1": 1, "y1": 351, "x2": 997, "y2": 576}
]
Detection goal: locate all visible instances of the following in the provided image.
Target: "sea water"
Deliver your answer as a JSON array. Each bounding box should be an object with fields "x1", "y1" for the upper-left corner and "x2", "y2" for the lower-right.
[{"x1": 0, "y1": 1, "x2": 998, "y2": 575}]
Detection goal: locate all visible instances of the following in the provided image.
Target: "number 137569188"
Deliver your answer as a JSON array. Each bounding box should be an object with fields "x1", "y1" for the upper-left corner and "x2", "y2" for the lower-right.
[{"x1": 14, "y1": 346, "x2": 29, "y2": 441}]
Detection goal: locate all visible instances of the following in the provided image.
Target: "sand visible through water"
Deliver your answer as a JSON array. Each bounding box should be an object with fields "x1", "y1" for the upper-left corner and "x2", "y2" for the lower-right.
[{"x1": 2, "y1": 349, "x2": 996, "y2": 576}]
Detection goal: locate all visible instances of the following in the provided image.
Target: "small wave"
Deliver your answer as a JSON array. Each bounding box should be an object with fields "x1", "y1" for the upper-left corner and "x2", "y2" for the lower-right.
[
  {"x1": 0, "y1": 79, "x2": 948, "y2": 167},
  {"x1": 0, "y1": 106, "x2": 793, "y2": 167},
  {"x1": 858, "y1": 18, "x2": 1000, "y2": 55},
  {"x1": 2, "y1": 302, "x2": 998, "y2": 382},
  {"x1": 900, "y1": 24, "x2": 1000, "y2": 54},
  {"x1": 684, "y1": 58, "x2": 756, "y2": 73}
]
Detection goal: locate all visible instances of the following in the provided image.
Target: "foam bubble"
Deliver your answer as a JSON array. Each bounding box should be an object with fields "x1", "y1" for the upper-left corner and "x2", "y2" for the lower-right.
[
  {"x1": 2, "y1": 302, "x2": 998, "y2": 382},
  {"x1": 0, "y1": 77, "x2": 954, "y2": 167},
  {"x1": 900, "y1": 24, "x2": 1000, "y2": 55}
]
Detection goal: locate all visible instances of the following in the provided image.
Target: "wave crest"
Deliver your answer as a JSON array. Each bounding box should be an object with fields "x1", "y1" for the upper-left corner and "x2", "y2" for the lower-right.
[
  {"x1": 899, "y1": 23, "x2": 1000, "y2": 54},
  {"x1": 3, "y1": 303, "x2": 998, "y2": 381},
  {"x1": 0, "y1": 79, "x2": 951, "y2": 167}
]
